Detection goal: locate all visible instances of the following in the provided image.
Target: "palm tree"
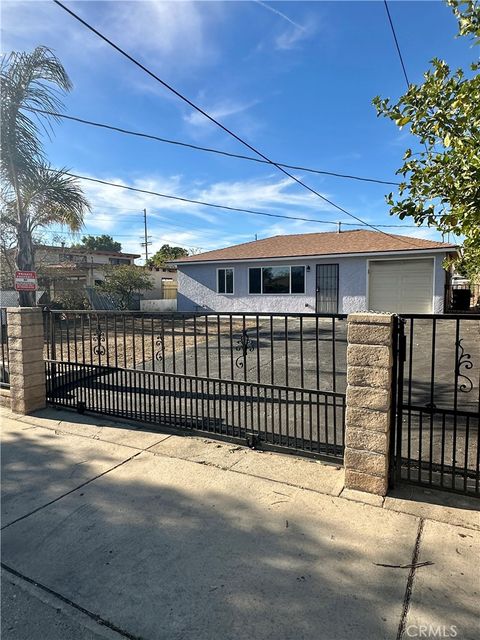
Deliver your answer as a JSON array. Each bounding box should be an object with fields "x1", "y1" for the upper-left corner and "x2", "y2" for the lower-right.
[
  {"x1": 1, "y1": 46, "x2": 90, "y2": 305},
  {"x1": 2, "y1": 164, "x2": 89, "y2": 233}
]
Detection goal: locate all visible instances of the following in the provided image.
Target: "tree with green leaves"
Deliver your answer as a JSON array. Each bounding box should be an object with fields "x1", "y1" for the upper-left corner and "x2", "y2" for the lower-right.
[
  {"x1": 373, "y1": 0, "x2": 480, "y2": 277},
  {"x1": 75, "y1": 234, "x2": 122, "y2": 253},
  {"x1": 1, "y1": 46, "x2": 89, "y2": 305},
  {"x1": 96, "y1": 265, "x2": 153, "y2": 310},
  {"x1": 147, "y1": 244, "x2": 189, "y2": 268},
  {"x1": 50, "y1": 290, "x2": 90, "y2": 311}
]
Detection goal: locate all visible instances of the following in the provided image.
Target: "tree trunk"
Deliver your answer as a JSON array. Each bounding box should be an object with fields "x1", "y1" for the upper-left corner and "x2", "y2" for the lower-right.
[{"x1": 10, "y1": 161, "x2": 36, "y2": 307}]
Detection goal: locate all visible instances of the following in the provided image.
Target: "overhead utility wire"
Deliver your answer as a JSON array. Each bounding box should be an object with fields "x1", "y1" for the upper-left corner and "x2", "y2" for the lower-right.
[
  {"x1": 53, "y1": 170, "x2": 361, "y2": 225},
  {"x1": 41, "y1": 228, "x2": 206, "y2": 250},
  {"x1": 49, "y1": 168, "x2": 417, "y2": 228},
  {"x1": 383, "y1": 1, "x2": 410, "y2": 87},
  {"x1": 26, "y1": 107, "x2": 400, "y2": 187},
  {"x1": 85, "y1": 215, "x2": 222, "y2": 234},
  {"x1": 52, "y1": 0, "x2": 419, "y2": 249},
  {"x1": 384, "y1": 4, "x2": 432, "y2": 163},
  {"x1": 89, "y1": 212, "x2": 419, "y2": 229}
]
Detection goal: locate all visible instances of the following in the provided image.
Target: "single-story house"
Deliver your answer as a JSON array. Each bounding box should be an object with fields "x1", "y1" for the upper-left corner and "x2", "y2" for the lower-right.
[{"x1": 173, "y1": 230, "x2": 457, "y2": 314}]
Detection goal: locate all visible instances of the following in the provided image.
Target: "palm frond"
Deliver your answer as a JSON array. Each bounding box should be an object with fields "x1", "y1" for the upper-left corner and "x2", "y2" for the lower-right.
[
  {"x1": 1, "y1": 46, "x2": 73, "y2": 182},
  {"x1": 21, "y1": 165, "x2": 91, "y2": 233}
]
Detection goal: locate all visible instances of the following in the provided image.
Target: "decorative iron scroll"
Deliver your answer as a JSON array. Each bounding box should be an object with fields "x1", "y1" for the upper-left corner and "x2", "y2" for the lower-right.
[
  {"x1": 93, "y1": 322, "x2": 106, "y2": 357},
  {"x1": 235, "y1": 329, "x2": 255, "y2": 368},
  {"x1": 456, "y1": 339, "x2": 473, "y2": 393},
  {"x1": 154, "y1": 334, "x2": 164, "y2": 361}
]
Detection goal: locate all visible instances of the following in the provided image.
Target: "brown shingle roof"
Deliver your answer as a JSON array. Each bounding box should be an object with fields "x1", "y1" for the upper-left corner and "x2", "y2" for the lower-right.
[{"x1": 175, "y1": 230, "x2": 456, "y2": 263}]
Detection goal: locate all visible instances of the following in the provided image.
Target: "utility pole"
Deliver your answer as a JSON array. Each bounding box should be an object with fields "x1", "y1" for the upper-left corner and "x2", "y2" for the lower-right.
[{"x1": 140, "y1": 208, "x2": 152, "y2": 264}]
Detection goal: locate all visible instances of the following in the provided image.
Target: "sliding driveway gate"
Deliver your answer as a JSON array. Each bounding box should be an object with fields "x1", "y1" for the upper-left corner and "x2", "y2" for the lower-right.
[
  {"x1": 393, "y1": 313, "x2": 480, "y2": 497},
  {"x1": 45, "y1": 311, "x2": 347, "y2": 461}
]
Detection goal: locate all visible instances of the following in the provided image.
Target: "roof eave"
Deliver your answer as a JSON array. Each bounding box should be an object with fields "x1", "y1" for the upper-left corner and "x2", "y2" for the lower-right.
[{"x1": 172, "y1": 246, "x2": 458, "y2": 266}]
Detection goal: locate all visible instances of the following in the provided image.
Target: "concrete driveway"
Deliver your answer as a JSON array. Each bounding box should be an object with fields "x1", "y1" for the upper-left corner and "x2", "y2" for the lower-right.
[{"x1": 1, "y1": 407, "x2": 479, "y2": 640}]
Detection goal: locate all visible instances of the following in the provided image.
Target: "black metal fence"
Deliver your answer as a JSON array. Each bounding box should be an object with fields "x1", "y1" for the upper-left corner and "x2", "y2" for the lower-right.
[
  {"x1": 44, "y1": 311, "x2": 347, "y2": 392},
  {"x1": 0, "y1": 308, "x2": 9, "y2": 389},
  {"x1": 45, "y1": 311, "x2": 347, "y2": 460},
  {"x1": 395, "y1": 314, "x2": 480, "y2": 496},
  {"x1": 46, "y1": 360, "x2": 345, "y2": 458}
]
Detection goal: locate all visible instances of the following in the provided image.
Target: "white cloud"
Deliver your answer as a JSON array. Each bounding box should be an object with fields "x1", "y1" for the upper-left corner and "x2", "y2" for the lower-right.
[
  {"x1": 78, "y1": 173, "x2": 220, "y2": 226},
  {"x1": 275, "y1": 23, "x2": 314, "y2": 51},
  {"x1": 184, "y1": 98, "x2": 259, "y2": 128},
  {"x1": 197, "y1": 175, "x2": 336, "y2": 214},
  {"x1": 253, "y1": 1, "x2": 316, "y2": 52},
  {"x1": 107, "y1": 1, "x2": 222, "y2": 71},
  {"x1": 47, "y1": 172, "x2": 442, "y2": 260},
  {"x1": 1, "y1": 1, "x2": 103, "y2": 58},
  {"x1": 77, "y1": 172, "x2": 338, "y2": 229},
  {"x1": 1, "y1": 1, "x2": 223, "y2": 74},
  {"x1": 255, "y1": 1, "x2": 306, "y2": 32},
  {"x1": 68, "y1": 171, "x2": 346, "y2": 261}
]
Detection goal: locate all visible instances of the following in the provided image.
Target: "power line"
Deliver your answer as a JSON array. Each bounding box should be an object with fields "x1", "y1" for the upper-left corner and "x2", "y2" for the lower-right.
[
  {"x1": 43, "y1": 230, "x2": 141, "y2": 238},
  {"x1": 91, "y1": 212, "x2": 421, "y2": 230},
  {"x1": 26, "y1": 107, "x2": 400, "y2": 187},
  {"x1": 57, "y1": 169, "x2": 354, "y2": 225},
  {"x1": 383, "y1": 1, "x2": 410, "y2": 88},
  {"x1": 384, "y1": 0, "x2": 431, "y2": 162},
  {"x1": 48, "y1": 168, "x2": 421, "y2": 229},
  {"x1": 81, "y1": 204, "x2": 145, "y2": 212},
  {"x1": 41, "y1": 228, "x2": 207, "y2": 251},
  {"x1": 89, "y1": 215, "x2": 223, "y2": 234},
  {"x1": 52, "y1": 0, "x2": 419, "y2": 249}
]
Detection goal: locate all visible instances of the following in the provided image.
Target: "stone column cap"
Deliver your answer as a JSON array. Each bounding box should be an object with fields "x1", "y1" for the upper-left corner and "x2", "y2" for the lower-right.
[
  {"x1": 6, "y1": 306, "x2": 43, "y2": 313},
  {"x1": 347, "y1": 312, "x2": 395, "y2": 325}
]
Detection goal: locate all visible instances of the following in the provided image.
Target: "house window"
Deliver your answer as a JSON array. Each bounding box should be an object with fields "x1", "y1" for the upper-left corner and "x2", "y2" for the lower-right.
[
  {"x1": 249, "y1": 268, "x2": 262, "y2": 294},
  {"x1": 109, "y1": 258, "x2": 130, "y2": 265},
  {"x1": 217, "y1": 268, "x2": 234, "y2": 294},
  {"x1": 248, "y1": 266, "x2": 305, "y2": 294},
  {"x1": 291, "y1": 266, "x2": 306, "y2": 294}
]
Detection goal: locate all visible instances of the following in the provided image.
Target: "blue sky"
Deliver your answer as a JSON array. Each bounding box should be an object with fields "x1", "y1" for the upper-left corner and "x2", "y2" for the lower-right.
[{"x1": 1, "y1": 1, "x2": 474, "y2": 261}]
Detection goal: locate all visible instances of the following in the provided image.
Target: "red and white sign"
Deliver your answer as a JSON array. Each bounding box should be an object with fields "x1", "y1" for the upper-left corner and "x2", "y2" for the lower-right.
[{"x1": 15, "y1": 270, "x2": 38, "y2": 291}]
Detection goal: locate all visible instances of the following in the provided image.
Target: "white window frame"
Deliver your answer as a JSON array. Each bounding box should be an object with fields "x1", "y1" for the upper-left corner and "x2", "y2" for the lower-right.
[
  {"x1": 248, "y1": 265, "x2": 306, "y2": 295},
  {"x1": 216, "y1": 267, "x2": 235, "y2": 295}
]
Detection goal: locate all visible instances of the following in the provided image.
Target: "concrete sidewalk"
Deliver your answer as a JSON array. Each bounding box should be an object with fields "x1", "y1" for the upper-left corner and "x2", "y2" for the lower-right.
[{"x1": 1, "y1": 407, "x2": 478, "y2": 640}]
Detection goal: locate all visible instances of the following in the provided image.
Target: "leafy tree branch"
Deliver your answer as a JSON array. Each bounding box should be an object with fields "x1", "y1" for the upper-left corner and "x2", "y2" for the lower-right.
[{"x1": 373, "y1": 0, "x2": 480, "y2": 276}]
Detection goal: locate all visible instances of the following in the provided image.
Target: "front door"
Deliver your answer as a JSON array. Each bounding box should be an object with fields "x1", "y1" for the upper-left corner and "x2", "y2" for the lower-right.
[{"x1": 316, "y1": 264, "x2": 339, "y2": 313}]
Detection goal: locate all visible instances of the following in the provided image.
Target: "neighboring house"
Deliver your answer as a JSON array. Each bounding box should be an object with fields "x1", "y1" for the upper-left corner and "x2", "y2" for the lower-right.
[
  {"x1": 33, "y1": 245, "x2": 141, "y2": 298},
  {"x1": 3, "y1": 244, "x2": 140, "y2": 296},
  {"x1": 173, "y1": 230, "x2": 457, "y2": 315}
]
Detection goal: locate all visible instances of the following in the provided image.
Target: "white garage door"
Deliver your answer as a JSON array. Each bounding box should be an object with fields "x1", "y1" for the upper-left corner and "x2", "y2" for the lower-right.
[{"x1": 369, "y1": 259, "x2": 434, "y2": 314}]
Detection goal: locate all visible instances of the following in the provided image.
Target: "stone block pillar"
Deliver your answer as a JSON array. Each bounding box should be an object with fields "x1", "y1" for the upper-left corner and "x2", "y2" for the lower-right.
[
  {"x1": 344, "y1": 313, "x2": 395, "y2": 496},
  {"x1": 7, "y1": 307, "x2": 46, "y2": 414}
]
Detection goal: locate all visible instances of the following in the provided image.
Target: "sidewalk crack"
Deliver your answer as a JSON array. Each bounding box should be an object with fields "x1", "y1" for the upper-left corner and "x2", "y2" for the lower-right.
[
  {"x1": 1, "y1": 451, "x2": 142, "y2": 531},
  {"x1": 1, "y1": 563, "x2": 143, "y2": 640},
  {"x1": 396, "y1": 518, "x2": 425, "y2": 640},
  {"x1": 1, "y1": 435, "x2": 171, "y2": 531}
]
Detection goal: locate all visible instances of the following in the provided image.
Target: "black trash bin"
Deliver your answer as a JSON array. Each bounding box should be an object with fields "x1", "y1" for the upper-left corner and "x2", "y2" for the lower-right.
[{"x1": 451, "y1": 288, "x2": 471, "y2": 311}]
